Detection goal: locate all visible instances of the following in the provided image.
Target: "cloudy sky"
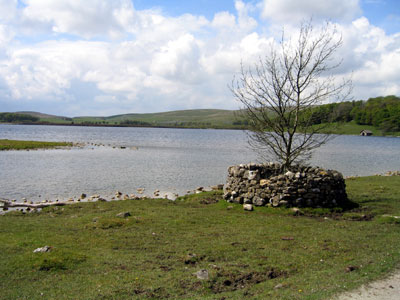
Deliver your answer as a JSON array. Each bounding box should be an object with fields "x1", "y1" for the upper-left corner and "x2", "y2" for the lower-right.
[{"x1": 0, "y1": 0, "x2": 399, "y2": 116}]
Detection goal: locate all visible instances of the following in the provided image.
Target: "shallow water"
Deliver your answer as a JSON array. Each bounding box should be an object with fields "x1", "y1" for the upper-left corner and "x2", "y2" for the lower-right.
[{"x1": 0, "y1": 124, "x2": 399, "y2": 202}]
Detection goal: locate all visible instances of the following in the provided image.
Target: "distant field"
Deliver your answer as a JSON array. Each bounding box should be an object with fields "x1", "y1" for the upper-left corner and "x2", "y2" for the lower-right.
[
  {"x1": 0, "y1": 139, "x2": 72, "y2": 150},
  {"x1": 318, "y1": 121, "x2": 385, "y2": 136}
]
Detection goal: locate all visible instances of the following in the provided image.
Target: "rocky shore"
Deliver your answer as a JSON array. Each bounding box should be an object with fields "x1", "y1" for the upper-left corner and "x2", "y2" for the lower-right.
[{"x1": 0, "y1": 184, "x2": 224, "y2": 213}]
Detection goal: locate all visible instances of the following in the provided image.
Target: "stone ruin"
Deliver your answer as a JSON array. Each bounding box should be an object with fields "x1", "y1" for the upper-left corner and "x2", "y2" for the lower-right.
[{"x1": 223, "y1": 163, "x2": 348, "y2": 208}]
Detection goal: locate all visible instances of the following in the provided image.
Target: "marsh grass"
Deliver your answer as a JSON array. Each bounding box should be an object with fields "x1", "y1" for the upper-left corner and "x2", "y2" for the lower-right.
[
  {"x1": 1, "y1": 177, "x2": 400, "y2": 299},
  {"x1": 0, "y1": 139, "x2": 72, "y2": 150}
]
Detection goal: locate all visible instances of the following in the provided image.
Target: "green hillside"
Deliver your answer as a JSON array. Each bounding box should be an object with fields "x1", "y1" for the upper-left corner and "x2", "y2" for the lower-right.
[
  {"x1": 17, "y1": 111, "x2": 72, "y2": 124},
  {"x1": 72, "y1": 109, "x2": 242, "y2": 128},
  {"x1": 108, "y1": 109, "x2": 237, "y2": 126}
]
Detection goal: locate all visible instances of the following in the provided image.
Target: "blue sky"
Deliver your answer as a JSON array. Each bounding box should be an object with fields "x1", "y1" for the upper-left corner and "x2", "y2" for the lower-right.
[
  {"x1": 136, "y1": 0, "x2": 400, "y2": 33},
  {"x1": 0, "y1": 0, "x2": 399, "y2": 116}
]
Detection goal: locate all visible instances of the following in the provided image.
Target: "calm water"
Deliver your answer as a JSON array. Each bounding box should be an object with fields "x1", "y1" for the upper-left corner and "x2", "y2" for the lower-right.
[{"x1": 0, "y1": 124, "x2": 399, "y2": 202}]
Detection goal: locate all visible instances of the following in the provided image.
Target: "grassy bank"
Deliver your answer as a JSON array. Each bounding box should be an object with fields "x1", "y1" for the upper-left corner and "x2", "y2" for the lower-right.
[
  {"x1": 0, "y1": 139, "x2": 73, "y2": 150},
  {"x1": 1, "y1": 176, "x2": 400, "y2": 299},
  {"x1": 317, "y1": 121, "x2": 383, "y2": 136}
]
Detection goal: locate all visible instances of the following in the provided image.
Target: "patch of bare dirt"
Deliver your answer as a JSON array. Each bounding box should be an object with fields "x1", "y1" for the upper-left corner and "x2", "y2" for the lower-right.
[{"x1": 209, "y1": 268, "x2": 286, "y2": 293}]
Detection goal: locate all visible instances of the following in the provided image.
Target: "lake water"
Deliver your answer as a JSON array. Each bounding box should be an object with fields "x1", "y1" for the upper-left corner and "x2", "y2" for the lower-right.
[{"x1": 0, "y1": 124, "x2": 399, "y2": 203}]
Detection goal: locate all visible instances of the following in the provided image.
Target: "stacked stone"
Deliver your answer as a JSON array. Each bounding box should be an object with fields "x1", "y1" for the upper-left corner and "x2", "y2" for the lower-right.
[{"x1": 223, "y1": 163, "x2": 347, "y2": 208}]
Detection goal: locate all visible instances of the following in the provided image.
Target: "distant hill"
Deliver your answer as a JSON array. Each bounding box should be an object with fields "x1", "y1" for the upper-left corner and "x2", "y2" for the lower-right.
[
  {"x1": 2, "y1": 109, "x2": 244, "y2": 129},
  {"x1": 72, "y1": 109, "x2": 243, "y2": 128},
  {"x1": 17, "y1": 111, "x2": 68, "y2": 119},
  {"x1": 17, "y1": 111, "x2": 72, "y2": 123},
  {"x1": 1, "y1": 96, "x2": 399, "y2": 135}
]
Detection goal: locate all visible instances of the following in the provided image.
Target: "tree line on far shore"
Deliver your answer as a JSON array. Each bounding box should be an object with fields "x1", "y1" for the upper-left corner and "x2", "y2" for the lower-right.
[
  {"x1": 0, "y1": 113, "x2": 39, "y2": 123},
  {"x1": 308, "y1": 95, "x2": 400, "y2": 133}
]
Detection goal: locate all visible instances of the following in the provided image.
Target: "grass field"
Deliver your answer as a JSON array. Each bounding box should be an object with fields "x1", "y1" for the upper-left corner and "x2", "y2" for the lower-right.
[
  {"x1": 1, "y1": 176, "x2": 400, "y2": 299},
  {"x1": 317, "y1": 121, "x2": 384, "y2": 136},
  {"x1": 0, "y1": 139, "x2": 73, "y2": 150}
]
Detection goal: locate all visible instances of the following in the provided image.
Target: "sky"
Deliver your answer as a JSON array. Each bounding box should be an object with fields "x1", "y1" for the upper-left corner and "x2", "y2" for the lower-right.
[{"x1": 0, "y1": 0, "x2": 399, "y2": 116}]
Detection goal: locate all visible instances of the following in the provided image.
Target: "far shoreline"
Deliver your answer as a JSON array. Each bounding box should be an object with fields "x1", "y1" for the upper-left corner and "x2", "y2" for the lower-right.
[{"x1": 1, "y1": 122, "x2": 398, "y2": 137}]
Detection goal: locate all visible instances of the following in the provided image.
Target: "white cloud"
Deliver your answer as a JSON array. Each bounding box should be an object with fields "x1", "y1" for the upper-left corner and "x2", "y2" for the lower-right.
[
  {"x1": 0, "y1": 25, "x2": 14, "y2": 48},
  {"x1": 0, "y1": 0, "x2": 18, "y2": 22},
  {"x1": 150, "y1": 34, "x2": 203, "y2": 83},
  {"x1": 261, "y1": 0, "x2": 361, "y2": 23},
  {"x1": 1, "y1": 41, "x2": 110, "y2": 101},
  {"x1": 0, "y1": 0, "x2": 399, "y2": 115},
  {"x1": 21, "y1": 0, "x2": 135, "y2": 38},
  {"x1": 336, "y1": 18, "x2": 400, "y2": 99}
]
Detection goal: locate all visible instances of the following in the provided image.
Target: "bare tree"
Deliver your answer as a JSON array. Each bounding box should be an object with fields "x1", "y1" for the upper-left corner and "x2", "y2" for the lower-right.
[{"x1": 231, "y1": 21, "x2": 352, "y2": 169}]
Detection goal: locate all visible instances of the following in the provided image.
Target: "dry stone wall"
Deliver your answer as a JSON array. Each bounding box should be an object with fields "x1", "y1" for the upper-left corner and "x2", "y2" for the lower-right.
[{"x1": 223, "y1": 163, "x2": 347, "y2": 208}]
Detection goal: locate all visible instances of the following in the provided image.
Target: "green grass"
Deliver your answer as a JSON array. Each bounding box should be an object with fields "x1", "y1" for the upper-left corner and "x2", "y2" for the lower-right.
[
  {"x1": 318, "y1": 121, "x2": 385, "y2": 136},
  {"x1": 1, "y1": 176, "x2": 400, "y2": 299},
  {"x1": 0, "y1": 139, "x2": 73, "y2": 150}
]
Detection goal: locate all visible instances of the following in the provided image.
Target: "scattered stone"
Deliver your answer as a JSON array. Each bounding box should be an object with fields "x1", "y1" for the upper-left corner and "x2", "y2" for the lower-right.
[
  {"x1": 116, "y1": 212, "x2": 131, "y2": 218},
  {"x1": 33, "y1": 246, "x2": 52, "y2": 253},
  {"x1": 291, "y1": 207, "x2": 303, "y2": 215},
  {"x1": 184, "y1": 253, "x2": 199, "y2": 265},
  {"x1": 385, "y1": 171, "x2": 400, "y2": 176},
  {"x1": 193, "y1": 269, "x2": 209, "y2": 280},
  {"x1": 243, "y1": 204, "x2": 253, "y2": 211},
  {"x1": 98, "y1": 198, "x2": 107, "y2": 202},
  {"x1": 211, "y1": 184, "x2": 224, "y2": 190},
  {"x1": 80, "y1": 193, "x2": 87, "y2": 199},
  {"x1": 274, "y1": 283, "x2": 285, "y2": 289},
  {"x1": 227, "y1": 206, "x2": 233, "y2": 210}
]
